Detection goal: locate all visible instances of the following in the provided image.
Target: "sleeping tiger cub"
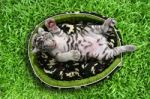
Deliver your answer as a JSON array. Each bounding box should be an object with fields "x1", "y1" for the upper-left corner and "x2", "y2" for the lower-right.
[{"x1": 32, "y1": 18, "x2": 136, "y2": 62}]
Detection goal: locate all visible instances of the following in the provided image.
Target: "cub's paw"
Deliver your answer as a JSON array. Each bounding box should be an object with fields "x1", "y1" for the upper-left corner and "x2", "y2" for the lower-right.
[
  {"x1": 104, "y1": 18, "x2": 116, "y2": 27},
  {"x1": 125, "y1": 45, "x2": 136, "y2": 52},
  {"x1": 70, "y1": 50, "x2": 81, "y2": 61}
]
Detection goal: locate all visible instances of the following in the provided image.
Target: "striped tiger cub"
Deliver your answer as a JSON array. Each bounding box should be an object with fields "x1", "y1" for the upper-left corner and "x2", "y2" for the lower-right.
[{"x1": 32, "y1": 18, "x2": 136, "y2": 62}]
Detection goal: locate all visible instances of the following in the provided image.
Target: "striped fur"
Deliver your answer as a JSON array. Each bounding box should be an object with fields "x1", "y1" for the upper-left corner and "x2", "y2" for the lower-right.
[{"x1": 32, "y1": 18, "x2": 136, "y2": 62}]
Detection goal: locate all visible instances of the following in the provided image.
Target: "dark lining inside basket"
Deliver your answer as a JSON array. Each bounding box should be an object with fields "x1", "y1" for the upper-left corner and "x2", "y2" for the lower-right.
[{"x1": 35, "y1": 19, "x2": 118, "y2": 81}]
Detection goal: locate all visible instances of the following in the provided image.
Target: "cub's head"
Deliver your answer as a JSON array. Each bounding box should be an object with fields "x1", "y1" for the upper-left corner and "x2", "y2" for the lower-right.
[{"x1": 32, "y1": 27, "x2": 56, "y2": 53}]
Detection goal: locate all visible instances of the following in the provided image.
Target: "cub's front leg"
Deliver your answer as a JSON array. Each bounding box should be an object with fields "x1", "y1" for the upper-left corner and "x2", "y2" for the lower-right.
[
  {"x1": 55, "y1": 50, "x2": 81, "y2": 62},
  {"x1": 45, "y1": 18, "x2": 67, "y2": 37}
]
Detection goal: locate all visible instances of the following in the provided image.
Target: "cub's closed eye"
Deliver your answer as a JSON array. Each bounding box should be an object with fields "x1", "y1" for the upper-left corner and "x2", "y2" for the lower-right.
[{"x1": 44, "y1": 46, "x2": 49, "y2": 49}]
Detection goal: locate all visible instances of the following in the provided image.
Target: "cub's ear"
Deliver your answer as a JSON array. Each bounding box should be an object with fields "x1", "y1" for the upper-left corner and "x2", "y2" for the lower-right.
[
  {"x1": 32, "y1": 48, "x2": 40, "y2": 54},
  {"x1": 38, "y1": 27, "x2": 44, "y2": 34},
  {"x1": 45, "y1": 18, "x2": 57, "y2": 31}
]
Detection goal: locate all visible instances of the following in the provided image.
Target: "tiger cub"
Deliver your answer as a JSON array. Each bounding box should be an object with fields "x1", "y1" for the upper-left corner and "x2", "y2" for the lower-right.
[{"x1": 32, "y1": 18, "x2": 136, "y2": 62}]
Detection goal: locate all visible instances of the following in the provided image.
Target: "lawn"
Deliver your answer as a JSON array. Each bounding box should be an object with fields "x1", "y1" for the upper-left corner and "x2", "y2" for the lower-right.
[{"x1": 0, "y1": 0, "x2": 150, "y2": 99}]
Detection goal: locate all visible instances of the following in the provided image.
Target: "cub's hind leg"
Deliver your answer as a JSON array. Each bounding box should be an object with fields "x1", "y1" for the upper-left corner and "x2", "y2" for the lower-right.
[
  {"x1": 101, "y1": 18, "x2": 116, "y2": 33},
  {"x1": 84, "y1": 18, "x2": 116, "y2": 35}
]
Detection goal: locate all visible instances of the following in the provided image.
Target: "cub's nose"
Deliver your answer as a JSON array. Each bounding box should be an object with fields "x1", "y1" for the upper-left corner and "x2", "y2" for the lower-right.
[{"x1": 44, "y1": 39, "x2": 53, "y2": 46}]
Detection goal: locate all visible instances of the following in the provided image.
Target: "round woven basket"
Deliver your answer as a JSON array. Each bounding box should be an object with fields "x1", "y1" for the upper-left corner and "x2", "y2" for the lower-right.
[{"x1": 28, "y1": 12, "x2": 122, "y2": 89}]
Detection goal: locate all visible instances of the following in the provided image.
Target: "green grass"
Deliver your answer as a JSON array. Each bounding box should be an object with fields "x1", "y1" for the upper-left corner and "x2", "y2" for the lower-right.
[{"x1": 0, "y1": 0, "x2": 150, "y2": 98}]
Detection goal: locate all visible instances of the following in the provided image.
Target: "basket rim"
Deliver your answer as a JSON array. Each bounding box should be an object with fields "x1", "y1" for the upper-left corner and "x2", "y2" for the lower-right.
[{"x1": 28, "y1": 12, "x2": 122, "y2": 89}]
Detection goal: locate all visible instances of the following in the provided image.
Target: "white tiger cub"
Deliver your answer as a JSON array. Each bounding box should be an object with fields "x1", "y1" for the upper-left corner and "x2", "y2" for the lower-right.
[{"x1": 32, "y1": 18, "x2": 136, "y2": 62}]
